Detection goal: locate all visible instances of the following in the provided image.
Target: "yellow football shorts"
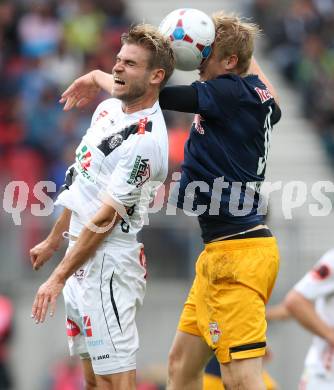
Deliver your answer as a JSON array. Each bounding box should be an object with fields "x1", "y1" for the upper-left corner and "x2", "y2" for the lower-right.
[{"x1": 178, "y1": 237, "x2": 280, "y2": 363}]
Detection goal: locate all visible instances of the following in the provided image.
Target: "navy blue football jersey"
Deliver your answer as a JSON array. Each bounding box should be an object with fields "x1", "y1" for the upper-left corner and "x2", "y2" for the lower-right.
[{"x1": 173, "y1": 74, "x2": 281, "y2": 241}]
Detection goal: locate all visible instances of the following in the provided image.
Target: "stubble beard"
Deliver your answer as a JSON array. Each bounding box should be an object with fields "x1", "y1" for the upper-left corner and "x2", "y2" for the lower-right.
[{"x1": 111, "y1": 80, "x2": 148, "y2": 104}]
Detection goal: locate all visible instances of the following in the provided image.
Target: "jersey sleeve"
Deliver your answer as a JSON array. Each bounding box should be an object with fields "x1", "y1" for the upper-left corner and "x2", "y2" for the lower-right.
[
  {"x1": 159, "y1": 85, "x2": 199, "y2": 113},
  {"x1": 271, "y1": 103, "x2": 282, "y2": 125},
  {"x1": 191, "y1": 76, "x2": 240, "y2": 120},
  {"x1": 101, "y1": 133, "x2": 159, "y2": 207},
  {"x1": 90, "y1": 99, "x2": 114, "y2": 126},
  {"x1": 294, "y1": 249, "x2": 334, "y2": 300}
]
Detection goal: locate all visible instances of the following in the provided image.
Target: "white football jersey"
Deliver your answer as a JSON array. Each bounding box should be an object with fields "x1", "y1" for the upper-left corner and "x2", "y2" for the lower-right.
[
  {"x1": 294, "y1": 249, "x2": 334, "y2": 379},
  {"x1": 55, "y1": 98, "x2": 168, "y2": 246}
]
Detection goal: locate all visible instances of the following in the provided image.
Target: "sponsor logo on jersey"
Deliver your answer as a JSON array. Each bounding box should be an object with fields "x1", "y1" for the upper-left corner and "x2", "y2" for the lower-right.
[
  {"x1": 137, "y1": 117, "x2": 148, "y2": 134},
  {"x1": 209, "y1": 321, "x2": 221, "y2": 344},
  {"x1": 82, "y1": 315, "x2": 93, "y2": 337},
  {"x1": 66, "y1": 318, "x2": 81, "y2": 337},
  {"x1": 127, "y1": 155, "x2": 151, "y2": 187},
  {"x1": 255, "y1": 87, "x2": 273, "y2": 104},
  {"x1": 95, "y1": 110, "x2": 108, "y2": 122},
  {"x1": 193, "y1": 114, "x2": 205, "y2": 135},
  {"x1": 75, "y1": 144, "x2": 93, "y2": 181},
  {"x1": 312, "y1": 264, "x2": 331, "y2": 280}
]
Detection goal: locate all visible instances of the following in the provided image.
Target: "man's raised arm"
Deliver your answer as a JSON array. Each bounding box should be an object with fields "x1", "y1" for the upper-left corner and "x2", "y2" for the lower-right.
[{"x1": 60, "y1": 70, "x2": 114, "y2": 111}]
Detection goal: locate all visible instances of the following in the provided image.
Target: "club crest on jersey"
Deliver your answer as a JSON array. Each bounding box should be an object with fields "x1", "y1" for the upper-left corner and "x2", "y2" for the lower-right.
[
  {"x1": 209, "y1": 322, "x2": 221, "y2": 344},
  {"x1": 108, "y1": 133, "x2": 123, "y2": 150},
  {"x1": 98, "y1": 120, "x2": 152, "y2": 157},
  {"x1": 193, "y1": 114, "x2": 205, "y2": 134},
  {"x1": 127, "y1": 155, "x2": 151, "y2": 187}
]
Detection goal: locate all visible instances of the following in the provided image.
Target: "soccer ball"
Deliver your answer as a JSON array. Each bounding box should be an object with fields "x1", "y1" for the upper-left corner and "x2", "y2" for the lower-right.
[{"x1": 159, "y1": 8, "x2": 215, "y2": 71}]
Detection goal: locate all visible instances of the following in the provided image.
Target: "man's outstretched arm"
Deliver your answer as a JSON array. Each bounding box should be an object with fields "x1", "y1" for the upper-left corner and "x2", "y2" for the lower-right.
[
  {"x1": 266, "y1": 302, "x2": 291, "y2": 321},
  {"x1": 285, "y1": 290, "x2": 334, "y2": 346},
  {"x1": 60, "y1": 70, "x2": 114, "y2": 111},
  {"x1": 30, "y1": 208, "x2": 72, "y2": 271},
  {"x1": 248, "y1": 57, "x2": 280, "y2": 106},
  {"x1": 60, "y1": 69, "x2": 199, "y2": 113}
]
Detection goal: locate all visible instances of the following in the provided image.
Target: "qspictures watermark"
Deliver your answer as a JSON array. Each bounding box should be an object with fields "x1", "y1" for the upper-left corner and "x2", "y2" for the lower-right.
[
  {"x1": 3, "y1": 181, "x2": 56, "y2": 225},
  {"x1": 2, "y1": 175, "x2": 334, "y2": 227}
]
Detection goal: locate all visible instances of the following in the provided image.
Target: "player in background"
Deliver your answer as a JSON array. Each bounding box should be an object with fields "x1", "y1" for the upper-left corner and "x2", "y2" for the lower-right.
[
  {"x1": 60, "y1": 11, "x2": 281, "y2": 390},
  {"x1": 29, "y1": 24, "x2": 175, "y2": 390},
  {"x1": 266, "y1": 248, "x2": 334, "y2": 390}
]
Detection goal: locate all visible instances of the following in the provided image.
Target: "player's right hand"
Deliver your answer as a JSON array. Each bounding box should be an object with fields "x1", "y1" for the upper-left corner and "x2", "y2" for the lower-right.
[
  {"x1": 59, "y1": 71, "x2": 101, "y2": 111},
  {"x1": 30, "y1": 240, "x2": 57, "y2": 271}
]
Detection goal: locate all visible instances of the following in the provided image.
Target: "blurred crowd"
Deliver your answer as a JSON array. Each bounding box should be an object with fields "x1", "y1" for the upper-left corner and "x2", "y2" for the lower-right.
[
  {"x1": 251, "y1": 0, "x2": 334, "y2": 163},
  {"x1": 0, "y1": 0, "x2": 134, "y2": 195},
  {"x1": 3, "y1": 0, "x2": 334, "y2": 205},
  {"x1": 0, "y1": 0, "x2": 189, "y2": 221}
]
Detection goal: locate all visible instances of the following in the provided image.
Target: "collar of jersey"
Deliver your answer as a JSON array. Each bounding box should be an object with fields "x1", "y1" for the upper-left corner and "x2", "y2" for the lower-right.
[{"x1": 123, "y1": 100, "x2": 159, "y2": 119}]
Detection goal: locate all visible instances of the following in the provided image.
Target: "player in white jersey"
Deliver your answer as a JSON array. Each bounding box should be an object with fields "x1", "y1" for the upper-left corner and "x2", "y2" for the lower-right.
[
  {"x1": 29, "y1": 24, "x2": 175, "y2": 390},
  {"x1": 267, "y1": 249, "x2": 334, "y2": 390}
]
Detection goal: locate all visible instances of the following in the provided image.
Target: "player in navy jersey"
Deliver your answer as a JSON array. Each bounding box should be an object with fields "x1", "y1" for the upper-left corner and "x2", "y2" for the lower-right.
[{"x1": 60, "y1": 11, "x2": 281, "y2": 390}]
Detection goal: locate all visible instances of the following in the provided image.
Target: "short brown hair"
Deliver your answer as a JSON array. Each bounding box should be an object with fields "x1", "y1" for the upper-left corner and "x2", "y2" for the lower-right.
[
  {"x1": 212, "y1": 12, "x2": 260, "y2": 75},
  {"x1": 121, "y1": 24, "x2": 175, "y2": 88}
]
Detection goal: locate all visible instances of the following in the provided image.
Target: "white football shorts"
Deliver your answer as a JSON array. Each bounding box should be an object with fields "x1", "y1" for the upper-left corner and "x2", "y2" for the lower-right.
[{"x1": 63, "y1": 240, "x2": 147, "y2": 375}]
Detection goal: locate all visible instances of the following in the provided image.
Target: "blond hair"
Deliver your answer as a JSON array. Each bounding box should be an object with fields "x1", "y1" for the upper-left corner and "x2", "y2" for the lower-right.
[
  {"x1": 212, "y1": 12, "x2": 260, "y2": 75},
  {"x1": 121, "y1": 24, "x2": 175, "y2": 88}
]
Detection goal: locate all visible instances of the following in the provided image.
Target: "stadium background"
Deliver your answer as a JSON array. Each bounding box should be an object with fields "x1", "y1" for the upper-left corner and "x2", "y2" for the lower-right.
[{"x1": 1, "y1": 0, "x2": 334, "y2": 388}]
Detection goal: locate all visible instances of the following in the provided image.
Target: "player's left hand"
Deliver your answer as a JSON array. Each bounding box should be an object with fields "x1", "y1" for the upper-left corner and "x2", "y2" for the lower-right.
[
  {"x1": 31, "y1": 275, "x2": 65, "y2": 323},
  {"x1": 59, "y1": 71, "x2": 101, "y2": 111}
]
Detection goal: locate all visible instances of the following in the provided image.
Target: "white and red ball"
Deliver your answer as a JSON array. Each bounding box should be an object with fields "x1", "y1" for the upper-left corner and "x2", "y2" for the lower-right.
[{"x1": 159, "y1": 8, "x2": 215, "y2": 71}]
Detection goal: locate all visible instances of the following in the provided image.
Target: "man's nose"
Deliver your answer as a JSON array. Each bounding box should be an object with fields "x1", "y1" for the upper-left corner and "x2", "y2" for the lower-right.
[{"x1": 113, "y1": 61, "x2": 124, "y2": 73}]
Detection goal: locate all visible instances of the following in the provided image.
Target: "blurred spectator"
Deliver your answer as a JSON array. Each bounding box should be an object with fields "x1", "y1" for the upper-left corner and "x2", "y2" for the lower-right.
[
  {"x1": 41, "y1": 39, "x2": 84, "y2": 91},
  {"x1": 136, "y1": 364, "x2": 166, "y2": 390},
  {"x1": 168, "y1": 113, "x2": 192, "y2": 174},
  {"x1": 25, "y1": 85, "x2": 64, "y2": 157},
  {"x1": 0, "y1": 97, "x2": 24, "y2": 153},
  {"x1": 18, "y1": 2, "x2": 62, "y2": 58},
  {"x1": 0, "y1": 295, "x2": 14, "y2": 389},
  {"x1": 63, "y1": 0, "x2": 106, "y2": 55},
  {"x1": 0, "y1": 1, "x2": 19, "y2": 69},
  {"x1": 250, "y1": 0, "x2": 334, "y2": 165},
  {"x1": 101, "y1": 0, "x2": 133, "y2": 28},
  {"x1": 45, "y1": 356, "x2": 83, "y2": 390},
  {"x1": 19, "y1": 57, "x2": 50, "y2": 115}
]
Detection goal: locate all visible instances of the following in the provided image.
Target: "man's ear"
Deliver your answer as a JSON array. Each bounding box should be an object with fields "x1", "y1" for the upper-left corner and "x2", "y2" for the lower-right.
[
  {"x1": 224, "y1": 54, "x2": 238, "y2": 71},
  {"x1": 150, "y1": 69, "x2": 165, "y2": 86}
]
